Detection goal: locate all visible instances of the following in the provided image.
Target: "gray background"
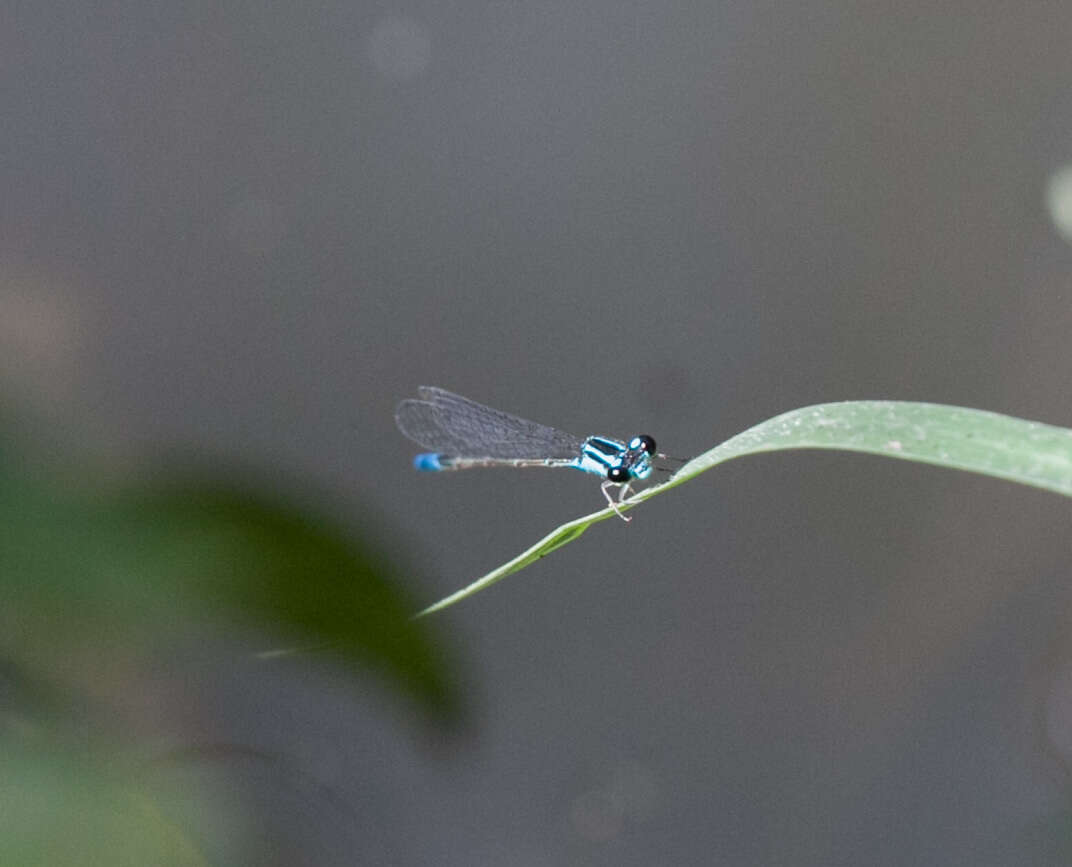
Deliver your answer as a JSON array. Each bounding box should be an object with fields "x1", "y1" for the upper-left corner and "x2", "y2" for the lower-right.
[{"x1": 7, "y1": 2, "x2": 1072, "y2": 864}]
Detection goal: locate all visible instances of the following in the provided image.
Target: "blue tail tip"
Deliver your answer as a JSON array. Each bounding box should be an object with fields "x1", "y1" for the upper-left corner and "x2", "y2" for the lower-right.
[{"x1": 414, "y1": 453, "x2": 443, "y2": 471}]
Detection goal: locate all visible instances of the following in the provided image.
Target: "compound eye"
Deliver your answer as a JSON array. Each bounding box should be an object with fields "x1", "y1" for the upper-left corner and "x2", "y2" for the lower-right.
[
  {"x1": 607, "y1": 465, "x2": 629, "y2": 483},
  {"x1": 634, "y1": 435, "x2": 656, "y2": 455}
]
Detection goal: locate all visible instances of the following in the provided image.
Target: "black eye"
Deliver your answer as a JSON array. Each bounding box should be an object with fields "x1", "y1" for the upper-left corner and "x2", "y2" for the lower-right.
[
  {"x1": 607, "y1": 466, "x2": 629, "y2": 483},
  {"x1": 635, "y1": 435, "x2": 656, "y2": 454}
]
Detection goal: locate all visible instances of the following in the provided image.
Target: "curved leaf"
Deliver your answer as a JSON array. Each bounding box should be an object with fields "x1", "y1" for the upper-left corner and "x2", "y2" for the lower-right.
[
  {"x1": 417, "y1": 401, "x2": 1072, "y2": 616},
  {"x1": 109, "y1": 480, "x2": 461, "y2": 722},
  {"x1": 0, "y1": 457, "x2": 461, "y2": 723}
]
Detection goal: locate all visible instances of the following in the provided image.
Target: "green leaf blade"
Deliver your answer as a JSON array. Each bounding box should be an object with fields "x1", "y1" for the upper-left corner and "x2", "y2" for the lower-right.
[
  {"x1": 660, "y1": 401, "x2": 1072, "y2": 498},
  {"x1": 415, "y1": 521, "x2": 592, "y2": 617}
]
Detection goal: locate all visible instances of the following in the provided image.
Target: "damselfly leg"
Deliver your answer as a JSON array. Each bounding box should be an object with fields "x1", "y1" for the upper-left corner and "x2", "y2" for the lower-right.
[{"x1": 601, "y1": 479, "x2": 635, "y2": 522}]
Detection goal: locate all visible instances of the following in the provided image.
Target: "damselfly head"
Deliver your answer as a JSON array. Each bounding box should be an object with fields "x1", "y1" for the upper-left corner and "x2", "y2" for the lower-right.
[{"x1": 611, "y1": 435, "x2": 656, "y2": 482}]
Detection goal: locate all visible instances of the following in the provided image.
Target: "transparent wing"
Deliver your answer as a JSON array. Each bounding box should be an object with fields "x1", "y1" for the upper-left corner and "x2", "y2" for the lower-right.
[{"x1": 395, "y1": 386, "x2": 583, "y2": 460}]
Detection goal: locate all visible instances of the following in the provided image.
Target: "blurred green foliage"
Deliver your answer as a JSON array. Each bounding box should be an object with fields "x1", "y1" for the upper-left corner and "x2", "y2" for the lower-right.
[{"x1": 0, "y1": 416, "x2": 460, "y2": 862}]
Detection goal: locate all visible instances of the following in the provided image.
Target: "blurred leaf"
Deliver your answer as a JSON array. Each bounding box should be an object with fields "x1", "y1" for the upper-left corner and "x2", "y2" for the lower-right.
[
  {"x1": 417, "y1": 401, "x2": 1072, "y2": 615},
  {"x1": 0, "y1": 405, "x2": 463, "y2": 863},
  {"x1": 1, "y1": 733, "x2": 222, "y2": 867},
  {"x1": 0, "y1": 449, "x2": 459, "y2": 723},
  {"x1": 108, "y1": 479, "x2": 459, "y2": 721}
]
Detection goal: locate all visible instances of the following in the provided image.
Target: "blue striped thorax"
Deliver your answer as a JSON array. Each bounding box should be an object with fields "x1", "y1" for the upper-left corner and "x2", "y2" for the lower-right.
[{"x1": 575, "y1": 434, "x2": 656, "y2": 482}]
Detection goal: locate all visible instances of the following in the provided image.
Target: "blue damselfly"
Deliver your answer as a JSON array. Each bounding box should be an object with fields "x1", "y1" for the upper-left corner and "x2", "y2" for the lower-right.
[{"x1": 395, "y1": 386, "x2": 683, "y2": 520}]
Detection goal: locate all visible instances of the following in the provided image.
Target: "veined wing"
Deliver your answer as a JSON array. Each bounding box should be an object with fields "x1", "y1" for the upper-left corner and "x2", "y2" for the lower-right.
[{"x1": 395, "y1": 386, "x2": 584, "y2": 460}]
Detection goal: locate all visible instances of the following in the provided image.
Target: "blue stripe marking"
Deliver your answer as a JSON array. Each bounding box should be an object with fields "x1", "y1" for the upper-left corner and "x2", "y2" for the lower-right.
[
  {"x1": 576, "y1": 436, "x2": 626, "y2": 478},
  {"x1": 414, "y1": 452, "x2": 444, "y2": 471}
]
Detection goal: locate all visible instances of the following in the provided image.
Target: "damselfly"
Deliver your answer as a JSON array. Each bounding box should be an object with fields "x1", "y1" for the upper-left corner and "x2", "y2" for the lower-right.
[{"x1": 395, "y1": 386, "x2": 683, "y2": 521}]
